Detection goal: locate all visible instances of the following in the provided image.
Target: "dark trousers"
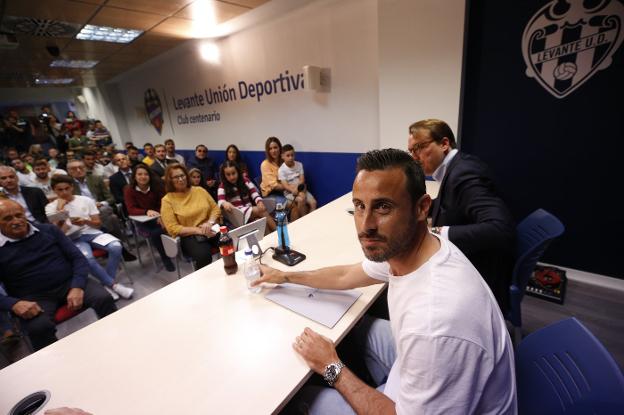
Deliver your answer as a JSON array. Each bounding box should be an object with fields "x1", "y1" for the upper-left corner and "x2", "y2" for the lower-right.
[
  {"x1": 180, "y1": 235, "x2": 217, "y2": 269},
  {"x1": 136, "y1": 221, "x2": 172, "y2": 265},
  {"x1": 18, "y1": 279, "x2": 117, "y2": 351}
]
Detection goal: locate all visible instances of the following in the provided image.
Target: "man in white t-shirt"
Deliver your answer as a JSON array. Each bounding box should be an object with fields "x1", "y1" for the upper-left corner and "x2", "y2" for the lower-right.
[
  {"x1": 254, "y1": 148, "x2": 516, "y2": 414},
  {"x1": 10, "y1": 158, "x2": 36, "y2": 186},
  {"x1": 46, "y1": 175, "x2": 133, "y2": 300}
]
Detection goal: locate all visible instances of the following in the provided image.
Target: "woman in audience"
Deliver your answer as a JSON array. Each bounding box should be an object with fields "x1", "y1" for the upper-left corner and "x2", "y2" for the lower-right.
[
  {"x1": 218, "y1": 160, "x2": 276, "y2": 233},
  {"x1": 224, "y1": 144, "x2": 249, "y2": 177},
  {"x1": 124, "y1": 163, "x2": 175, "y2": 272},
  {"x1": 160, "y1": 164, "x2": 221, "y2": 269},
  {"x1": 260, "y1": 136, "x2": 286, "y2": 206},
  {"x1": 188, "y1": 167, "x2": 211, "y2": 192}
]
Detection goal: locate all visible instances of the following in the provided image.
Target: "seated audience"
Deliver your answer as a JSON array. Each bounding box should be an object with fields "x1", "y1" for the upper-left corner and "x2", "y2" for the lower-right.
[
  {"x1": 46, "y1": 175, "x2": 133, "y2": 300},
  {"x1": 31, "y1": 159, "x2": 66, "y2": 200},
  {"x1": 0, "y1": 166, "x2": 48, "y2": 223},
  {"x1": 187, "y1": 144, "x2": 218, "y2": 199},
  {"x1": 218, "y1": 160, "x2": 276, "y2": 233},
  {"x1": 126, "y1": 145, "x2": 142, "y2": 168},
  {"x1": 160, "y1": 164, "x2": 220, "y2": 269},
  {"x1": 260, "y1": 136, "x2": 287, "y2": 206},
  {"x1": 278, "y1": 144, "x2": 317, "y2": 220},
  {"x1": 82, "y1": 150, "x2": 105, "y2": 177},
  {"x1": 164, "y1": 138, "x2": 185, "y2": 165},
  {"x1": 67, "y1": 127, "x2": 88, "y2": 156},
  {"x1": 88, "y1": 120, "x2": 112, "y2": 147},
  {"x1": 47, "y1": 147, "x2": 64, "y2": 170},
  {"x1": 142, "y1": 143, "x2": 155, "y2": 166},
  {"x1": 99, "y1": 151, "x2": 117, "y2": 178},
  {"x1": 407, "y1": 119, "x2": 515, "y2": 312},
  {"x1": 67, "y1": 159, "x2": 135, "y2": 260},
  {"x1": 124, "y1": 163, "x2": 175, "y2": 272},
  {"x1": 0, "y1": 199, "x2": 117, "y2": 351},
  {"x1": 10, "y1": 158, "x2": 36, "y2": 186},
  {"x1": 188, "y1": 167, "x2": 210, "y2": 192},
  {"x1": 224, "y1": 144, "x2": 249, "y2": 178},
  {"x1": 256, "y1": 149, "x2": 516, "y2": 414},
  {"x1": 149, "y1": 144, "x2": 170, "y2": 178},
  {"x1": 109, "y1": 153, "x2": 133, "y2": 205}
]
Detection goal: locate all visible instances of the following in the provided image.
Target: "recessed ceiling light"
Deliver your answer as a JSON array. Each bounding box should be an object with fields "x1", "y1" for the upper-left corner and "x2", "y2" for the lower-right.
[
  {"x1": 50, "y1": 60, "x2": 99, "y2": 68},
  {"x1": 35, "y1": 78, "x2": 74, "y2": 85},
  {"x1": 76, "y1": 24, "x2": 142, "y2": 43}
]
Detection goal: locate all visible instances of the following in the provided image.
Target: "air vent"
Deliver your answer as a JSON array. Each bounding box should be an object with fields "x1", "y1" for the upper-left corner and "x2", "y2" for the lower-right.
[{"x1": 1, "y1": 16, "x2": 81, "y2": 37}]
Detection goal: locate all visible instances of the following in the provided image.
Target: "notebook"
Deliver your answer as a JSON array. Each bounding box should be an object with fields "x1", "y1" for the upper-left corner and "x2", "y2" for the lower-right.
[{"x1": 264, "y1": 283, "x2": 362, "y2": 328}]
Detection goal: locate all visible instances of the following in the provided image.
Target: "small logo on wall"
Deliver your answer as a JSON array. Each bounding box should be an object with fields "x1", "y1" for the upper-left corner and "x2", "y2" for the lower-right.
[
  {"x1": 522, "y1": 0, "x2": 624, "y2": 98},
  {"x1": 144, "y1": 88, "x2": 164, "y2": 134}
]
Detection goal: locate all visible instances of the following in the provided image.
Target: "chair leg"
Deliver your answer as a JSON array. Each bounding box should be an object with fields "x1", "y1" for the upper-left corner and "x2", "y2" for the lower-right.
[
  {"x1": 120, "y1": 259, "x2": 133, "y2": 285},
  {"x1": 145, "y1": 238, "x2": 159, "y2": 271},
  {"x1": 175, "y1": 256, "x2": 181, "y2": 279}
]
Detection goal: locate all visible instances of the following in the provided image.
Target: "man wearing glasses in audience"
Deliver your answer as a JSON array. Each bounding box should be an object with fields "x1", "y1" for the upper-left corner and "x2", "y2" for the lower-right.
[{"x1": 407, "y1": 119, "x2": 515, "y2": 313}]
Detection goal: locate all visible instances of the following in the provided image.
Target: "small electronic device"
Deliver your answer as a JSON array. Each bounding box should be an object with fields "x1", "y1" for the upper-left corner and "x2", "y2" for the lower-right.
[{"x1": 229, "y1": 217, "x2": 267, "y2": 256}]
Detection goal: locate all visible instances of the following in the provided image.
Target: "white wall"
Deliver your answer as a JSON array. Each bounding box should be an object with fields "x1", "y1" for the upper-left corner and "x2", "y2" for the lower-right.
[
  {"x1": 378, "y1": 0, "x2": 466, "y2": 150},
  {"x1": 80, "y1": 85, "x2": 129, "y2": 146},
  {"x1": 115, "y1": 0, "x2": 380, "y2": 153}
]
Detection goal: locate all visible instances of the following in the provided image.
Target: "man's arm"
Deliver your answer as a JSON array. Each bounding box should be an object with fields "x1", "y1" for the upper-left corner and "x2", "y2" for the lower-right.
[
  {"x1": 295, "y1": 327, "x2": 396, "y2": 415},
  {"x1": 254, "y1": 262, "x2": 379, "y2": 290}
]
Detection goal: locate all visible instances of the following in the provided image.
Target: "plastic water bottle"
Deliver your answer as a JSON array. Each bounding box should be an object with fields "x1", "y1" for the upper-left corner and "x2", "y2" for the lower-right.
[
  {"x1": 275, "y1": 203, "x2": 290, "y2": 249},
  {"x1": 244, "y1": 248, "x2": 261, "y2": 293}
]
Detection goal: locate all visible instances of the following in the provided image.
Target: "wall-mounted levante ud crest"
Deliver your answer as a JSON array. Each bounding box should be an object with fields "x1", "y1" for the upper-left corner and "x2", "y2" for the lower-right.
[
  {"x1": 522, "y1": 0, "x2": 624, "y2": 98},
  {"x1": 144, "y1": 88, "x2": 164, "y2": 135}
]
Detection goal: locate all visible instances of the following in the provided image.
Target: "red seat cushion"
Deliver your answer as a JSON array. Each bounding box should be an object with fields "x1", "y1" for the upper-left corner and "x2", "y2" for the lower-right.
[
  {"x1": 54, "y1": 304, "x2": 81, "y2": 323},
  {"x1": 92, "y1": 248, "x2": 107, "y2": 258}
]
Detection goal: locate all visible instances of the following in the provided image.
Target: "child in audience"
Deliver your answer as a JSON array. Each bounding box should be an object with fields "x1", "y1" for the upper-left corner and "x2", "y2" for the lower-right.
[
  {"x1": 278, "y1": 144, "x2": 317, "y2": 220},
  {"x1": 218, "y1": 160, "x2": 276, "y2": 233},
  {"x1": 189, "y1": 167, "x2": 211, "y2": 193},
  {"x1": 46, "y1": 175, "x2": 133, "y2": 300}
]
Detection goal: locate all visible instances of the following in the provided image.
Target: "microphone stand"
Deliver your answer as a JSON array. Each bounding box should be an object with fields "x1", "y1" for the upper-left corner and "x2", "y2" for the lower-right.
[{"x1": 273, "y1": 206, "x2": 306, "y2": 266}]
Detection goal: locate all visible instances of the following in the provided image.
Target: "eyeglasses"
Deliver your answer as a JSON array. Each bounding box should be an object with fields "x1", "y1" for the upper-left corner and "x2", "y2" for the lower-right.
[
  {"x1": 408, "y1": 139, "x2": 434, "y2": 156},
  {"x1": 171, "y1": 174, "x2": 187, "y2": 181}
]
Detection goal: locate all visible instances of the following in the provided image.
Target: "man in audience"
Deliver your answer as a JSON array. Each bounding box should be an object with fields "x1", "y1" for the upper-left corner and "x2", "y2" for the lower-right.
[
  {"x1": 100, "y1": 151, "x2": 117, "y2": 178},
  {"x1": 88, "y1": 120, "x2": 112, "y2": 147},
  {"x1": 142, "y1": 143, "x2": 155, "y2": 166},
  {"x1": 47, "y1": 147, "x2": 64, "y2": 170},
  {"x1": 31, "y1": 159, "x2": 66, "y2": 200},
  {"x1": 82, "y1": 150, "x2": 105, "y2": 177},
  {"x1": 407, "y1": 119, "x2": 515, "y2": 312},
  {"x1": 255, "y1": 149, "x2": 516, "y2": 414},
  {"x1": 150, "y1": 144, "x2": 169, "y2": 177},
  {"x1": 0, "y1": 199, "x2": 117, "y2": 351},
  {"x1": 109, "y1": 153, "x2": 132, "y2": 205},
  {"x1": 10, "y1": 158, "x2": 36, "y2": 186},
  {"x1": 126, "y1": 145, "x2": 142, "y2": 168},
  {"x1": 187, "y1": 144, "x2": 218, "y2": 199},
  {"x1": 164, "y1": 138, "x2": 185, "y2": 165},
  {"x1": 66, "y1": 159, "x2": 136, "y2": 261},
  {"x1": 0, "y1": 166, "x2": 48, "y2": 223}
]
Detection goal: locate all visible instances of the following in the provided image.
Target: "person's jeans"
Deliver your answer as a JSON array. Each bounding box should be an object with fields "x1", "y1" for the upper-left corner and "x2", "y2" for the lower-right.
[
  {"x1": 73, "y1": 233, "x2": 122, "y2": 287},
  {"x1": 289, "y1": 316, "x2": 396, "y2": 414}
]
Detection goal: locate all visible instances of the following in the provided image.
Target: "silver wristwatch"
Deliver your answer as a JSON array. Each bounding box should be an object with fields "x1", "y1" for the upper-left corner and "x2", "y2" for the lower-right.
[{"x1": 323, "y1": 361, "x2": 345, "y2": 387}]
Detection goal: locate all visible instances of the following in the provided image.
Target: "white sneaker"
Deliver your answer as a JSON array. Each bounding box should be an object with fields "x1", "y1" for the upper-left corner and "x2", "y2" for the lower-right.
[
  {"x1": 104, "y1": 285, "x2": 120, "y2": 301},
  {"x1": 112, "y1": 283, "x2": 134, "y2": 299}
]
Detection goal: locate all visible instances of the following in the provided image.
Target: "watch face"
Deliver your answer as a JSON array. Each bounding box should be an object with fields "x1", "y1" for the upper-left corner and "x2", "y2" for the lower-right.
[{"x1": 328, "y1": 366, "x2": 338, "y2": 377}]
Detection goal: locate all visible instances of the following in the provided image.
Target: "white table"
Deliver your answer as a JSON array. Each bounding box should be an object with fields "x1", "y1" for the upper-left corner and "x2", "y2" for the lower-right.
[{"x1": 0, "y1": 193, "x2": 385, "y2": 414}]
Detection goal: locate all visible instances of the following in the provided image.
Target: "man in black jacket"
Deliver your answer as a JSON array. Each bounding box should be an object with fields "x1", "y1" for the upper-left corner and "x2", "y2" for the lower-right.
[
  {"x1": 0, "y1": 165, "x2": 48, "y2": 223},
  {"x1": 408, "y1": 119, "x2": 515, "y2": 313},
  {"x1": 109, "y1": 153, "x2": 133, "y2": 206}
]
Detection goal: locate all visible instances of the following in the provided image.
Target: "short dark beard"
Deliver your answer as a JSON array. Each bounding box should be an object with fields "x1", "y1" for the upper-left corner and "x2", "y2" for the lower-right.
[{"x1": 359, "y1": 214, "x2": 420, "y2": 262}]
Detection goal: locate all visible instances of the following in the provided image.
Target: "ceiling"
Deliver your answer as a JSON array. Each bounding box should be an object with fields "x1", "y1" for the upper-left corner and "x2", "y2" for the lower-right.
[{"x1": 0, "y1": 0, "x2": 269, "y2": 88}]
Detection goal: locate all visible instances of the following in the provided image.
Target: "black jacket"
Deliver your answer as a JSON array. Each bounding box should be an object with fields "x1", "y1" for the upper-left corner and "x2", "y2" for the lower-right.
[{"x1": 20, "y1": 186, "x2": 49, "y2": 224}]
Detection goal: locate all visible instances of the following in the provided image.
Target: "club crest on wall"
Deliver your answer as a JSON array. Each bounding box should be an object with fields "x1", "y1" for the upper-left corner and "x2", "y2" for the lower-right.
[
  {"x1": 144, "y1": 88, "x2": 164, "y2": 134},
  {"x1": 522, "y1": 0, "x2": 624, "y2": 98}
]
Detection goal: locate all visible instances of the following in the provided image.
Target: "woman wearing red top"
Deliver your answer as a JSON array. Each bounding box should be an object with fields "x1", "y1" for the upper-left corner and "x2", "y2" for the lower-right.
[{"x1": 124, "y1": 163, "x2": 175, "y2": 272}]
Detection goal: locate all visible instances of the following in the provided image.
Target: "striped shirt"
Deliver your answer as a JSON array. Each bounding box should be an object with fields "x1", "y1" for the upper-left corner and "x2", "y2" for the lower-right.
[{"x1": 217, "y1": 178, "x2": 262, "y2": 210}]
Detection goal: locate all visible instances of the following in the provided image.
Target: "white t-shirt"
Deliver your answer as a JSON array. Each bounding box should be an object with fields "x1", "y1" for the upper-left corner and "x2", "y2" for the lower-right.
[
  {"x1": 362, "y1": 237, "x2": 517, "y2": 415},
  {"x1": 45, "y1": 195, "x2": 101, "y2": 236},
  {"x1": 16, "y1": 170, "x2": 36, "y2": 186},
  {"x1": 278, "y1": 161, "x2": 304, "y2": 194}
]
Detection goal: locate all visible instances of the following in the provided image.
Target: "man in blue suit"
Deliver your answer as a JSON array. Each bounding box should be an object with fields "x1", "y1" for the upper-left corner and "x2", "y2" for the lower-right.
[{"x1": 408, "y1": 119, "x2": 515, "y2": 312}]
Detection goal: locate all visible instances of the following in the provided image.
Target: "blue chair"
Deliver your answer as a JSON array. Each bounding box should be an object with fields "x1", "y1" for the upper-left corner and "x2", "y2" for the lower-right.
[
  {"x1": 516, "y1": 317, "x2": 624, "y2": 414},
  {"x1": 509, "y1": 209, "x2": 564, "y2": 345}
]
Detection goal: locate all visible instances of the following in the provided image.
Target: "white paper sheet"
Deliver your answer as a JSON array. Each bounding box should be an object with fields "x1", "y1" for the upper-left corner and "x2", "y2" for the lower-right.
[
  {"x1": 264, "y1": 283, "x2": 362, "y2": 328},
  {"x1": 92, "y1": 233, "x2": 120, "y2": 246}
]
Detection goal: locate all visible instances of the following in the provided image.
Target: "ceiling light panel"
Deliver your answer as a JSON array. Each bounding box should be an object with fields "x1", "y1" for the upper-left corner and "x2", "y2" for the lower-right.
[
  {"x1": 50, "y1": 60, "x2": 99, "y2": 68},
  {"x1": 35, "y1": 77, "x2": 74, "y2": 85},
  {"x1": 76, "y1": 25, "x2": 143, "y2": 43}
]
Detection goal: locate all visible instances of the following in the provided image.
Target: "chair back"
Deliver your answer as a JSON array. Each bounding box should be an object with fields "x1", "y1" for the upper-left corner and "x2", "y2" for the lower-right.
[
  {"x1": 509, "y1": 209, "x2": 564, "y2": 327},
  {"x1": 223, "y1": 207, "x2": 245, "y2": 229},
  {"x1": 516, "y1": 317, "x2": 624, "y2": 415},
  {"x1": 54, "y1": 304, "x2": 81, "y2": 324},
  {"x1": 161, "y1": 234, "x2": 181, "y2": 259}
]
